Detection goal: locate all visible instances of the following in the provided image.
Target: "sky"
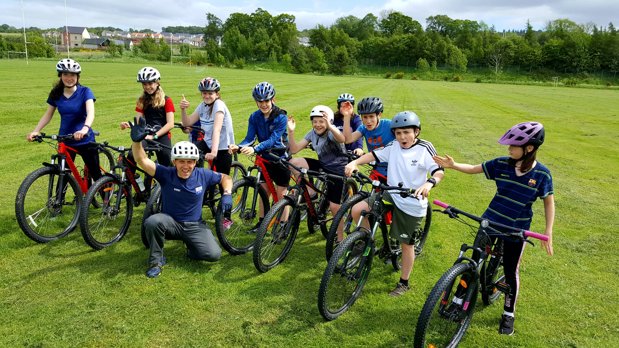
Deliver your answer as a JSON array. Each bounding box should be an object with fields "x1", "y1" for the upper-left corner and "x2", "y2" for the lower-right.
[{"x1": 1, "y1": 0, "x2": 616, "y2": 33}]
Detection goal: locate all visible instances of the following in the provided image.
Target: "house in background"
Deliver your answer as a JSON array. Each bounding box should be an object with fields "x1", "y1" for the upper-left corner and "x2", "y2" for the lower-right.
[{"x1": 62, "y1": 26, "x2": 90, "y2": 48}]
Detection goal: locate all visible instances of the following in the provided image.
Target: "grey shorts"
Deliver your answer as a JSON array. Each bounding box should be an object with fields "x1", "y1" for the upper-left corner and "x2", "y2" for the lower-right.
[{"x1": 383, "y1": 192, "x2": 424, "y2": 245}]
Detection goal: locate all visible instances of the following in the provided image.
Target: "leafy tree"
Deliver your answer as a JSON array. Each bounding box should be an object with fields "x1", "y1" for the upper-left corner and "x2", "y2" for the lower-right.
[
  {"x1": 446, "y1": 43, "x2": 468, "y2": 72},
  {"x1": 204, "y1": 13, "x2": 223, "y2": 43},
  {"x1": 379, "y1": 11, "x2": 423, "y2": 36},
  {"x1": 488, "y1": 37, "x2": 515, "y2": 75}
]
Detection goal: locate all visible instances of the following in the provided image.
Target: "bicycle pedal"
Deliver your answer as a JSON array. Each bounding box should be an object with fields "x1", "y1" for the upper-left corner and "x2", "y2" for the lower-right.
[{"x1": 495, "y1": 281, "x2": 511, "y2": 293}]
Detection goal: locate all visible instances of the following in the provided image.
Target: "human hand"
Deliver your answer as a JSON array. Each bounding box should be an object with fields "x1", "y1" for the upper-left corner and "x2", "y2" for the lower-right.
[
  {"x1": 119, "y1": 121, "x2": 130, "y2": 130},
  {"x1": 180, "y1": 94, "x2": 190, "y2": 110},
  {"x1": 433, "y1": 154, "x2": 455, "y2": 169},
  {"x1": 344, "y1": 162, "x2": 357, "y2": 177},
  {"x1": 27, "y1": 131, "x2": 41, "y2": 142},
  {"x1": 287, "y1": 117, "x2": 296, "y2": 132},
  {"x1": 541, "y1": 234, "x2": 554, "y2": 256},
  {"x1": 340, "y1": 101, "x2": 353, "y2": 117},
  {"x1": 73, "y1": 128, "x2": 87, "y2": 140},
  {"x1": 220, "y1": 194, "x2": 232, "y2": 213},
  {"x1": 240, "y1": 146, "x2": 255, "y2": 155},
  {"x1": 228, "y1": 144, "x2": 238, "y2": 154},
  {"x1": 129, "y1": 116, "x2": 147, "y2": 142},
  {"x1": 205, "y1": 152, "x2": 217, "y2": 161},
  {"x1": 413, "y1": 182, "x2": 433, "y2": 198},
  {"x1": 353, "y1": 148, "x2": 364, "y2": 156}
]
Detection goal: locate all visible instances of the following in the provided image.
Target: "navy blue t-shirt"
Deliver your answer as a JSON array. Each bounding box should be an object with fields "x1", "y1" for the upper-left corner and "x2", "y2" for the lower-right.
[
  {"x1": 47, "y1": 84, "x2": 96, "y2": 146},
  {"x1": 154, "y1": 165, "x2": 222, "y2": 222},
  {"x1": 482, "y1": 157, "x2": 553, "y2": 230}
]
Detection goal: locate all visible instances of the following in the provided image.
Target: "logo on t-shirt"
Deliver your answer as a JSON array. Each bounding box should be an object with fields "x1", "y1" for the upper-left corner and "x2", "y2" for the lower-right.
[
  {"x1": 410, "y1": 159, "x2": 418, "y2": 167},
  {"x1": 528, "y1": 179, "x2": 537, "y2": 187},
  {"x1": 195, "y1": 186, "x2": 203, "y2": 193}
]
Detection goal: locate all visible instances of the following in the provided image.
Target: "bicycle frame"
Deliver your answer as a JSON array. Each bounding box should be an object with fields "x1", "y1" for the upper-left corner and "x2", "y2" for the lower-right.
[{"x1": 52, "y1": 141, "x2": 91, "y2": 194}]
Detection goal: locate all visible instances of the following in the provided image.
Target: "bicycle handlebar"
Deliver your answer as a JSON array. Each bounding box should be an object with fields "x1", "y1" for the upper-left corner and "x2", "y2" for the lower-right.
[
  {"x1": 351, "y1": 170, "x2": 418, "y2": 199},
  {"x1": 432, "y1": 199, "x2": 549, "y2": 242}
]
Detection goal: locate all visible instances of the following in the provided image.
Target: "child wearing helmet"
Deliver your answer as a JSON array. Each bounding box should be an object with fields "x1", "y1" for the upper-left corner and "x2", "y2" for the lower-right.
[
  {"x1": 229, "y1": 81, "x2": 291, "y2": 231},
  {"x1": 333, "y1": 93, "x2": 363, "y2": 154},
  {"x1": 120, "y1": 67, "x2": 176, "y2": 191},
  {"x1": 341, "y1": 97, "x2": 395, "y2": 178},
  {"x1": 180, "y1": 77, "x2": 235, "y2": 173},
  {"x1": 27, "y1": 59, "x2": 101, "y2": 183},
  {"x1": 345, "y1": 110, "x2": 444, "y2": 297},
  {"x1": 287, "y1": 105, "x2": 348, "y2": 221},
  {"x1": 433, "y1": 121, "x2": 554, "y2": 336},
  {"x1": 129, "y1": 118, "x2": 234, "y2": 278}
]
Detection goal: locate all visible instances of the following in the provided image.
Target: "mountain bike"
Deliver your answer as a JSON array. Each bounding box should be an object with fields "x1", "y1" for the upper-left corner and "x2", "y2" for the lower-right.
[
  {"x1": 317, "y1": 171, "x2": 424, "y2": 320},
  {"x1": 79, "y1": 140, "x2": 169, "y2": 250},
  {"x1": 15, "y1": 133, "x2": 115, "y2": 243},
  {"x1": 252, "y1": 157, "x2": 356, "y2": 273},
  {"x1": 324, "y1": 168, "x2": 432, "y2": 261},
  {"x1": 413, "y1": 200, "x2": 549, "y2": 348},
  {"x1": 212, "y1": 147, "x2": 286, "y2": 255}
]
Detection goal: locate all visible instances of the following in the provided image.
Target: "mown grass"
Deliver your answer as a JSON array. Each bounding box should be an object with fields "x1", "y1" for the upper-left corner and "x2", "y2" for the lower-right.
[{"x1": 1, "y1": 59, "x2": 618, "y2": 347}]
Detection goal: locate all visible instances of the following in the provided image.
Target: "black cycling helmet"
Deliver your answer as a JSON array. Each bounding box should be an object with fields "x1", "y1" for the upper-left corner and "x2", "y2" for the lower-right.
[{"x1": 357, "y1": 97, "x2": 384, "y2": 115}]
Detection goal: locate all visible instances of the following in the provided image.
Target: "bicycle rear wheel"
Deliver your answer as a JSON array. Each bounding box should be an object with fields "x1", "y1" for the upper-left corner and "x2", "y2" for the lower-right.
[
  {"x1": 15, "y1": 166, "x2": 81, "y2": 243},
  {"x1": 253, "y1": 197, "x2": 300, "y2": 272},
  {"x1": 414, "y1": 205, "x2": 433, "y2": 256},
  {"x1": 481, "y1": 240, "x2": 505, "y2": 305},
  {"x1": 414, "y1": 262, "x2": 478, "y2": 348},
  {"x1": 216, "y1": 178, "x2": 269, "y2": 255},
  {"x1": 325, "y1": 193, "x2": 367, "y2": 261},
  {"x1": 318, "y1": 230, "x2": 373, "y2": 321},
  {"x1": 80, "y1": 176, "x2": 133, "y2": 250}
]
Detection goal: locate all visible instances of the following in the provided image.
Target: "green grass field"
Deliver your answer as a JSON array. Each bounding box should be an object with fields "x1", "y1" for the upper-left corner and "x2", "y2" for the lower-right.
[{"x1": 1, "y1": 59, "x2": 618, "y2": 347}]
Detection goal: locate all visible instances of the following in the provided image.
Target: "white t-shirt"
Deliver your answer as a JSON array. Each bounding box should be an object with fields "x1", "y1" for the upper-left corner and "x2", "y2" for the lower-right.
[
  {"x1": 373, "y1": 139, "x2": 441, "y2": 217},
  {"x1": 194, "y1": 99, "x2": 235, "y2": 150}
]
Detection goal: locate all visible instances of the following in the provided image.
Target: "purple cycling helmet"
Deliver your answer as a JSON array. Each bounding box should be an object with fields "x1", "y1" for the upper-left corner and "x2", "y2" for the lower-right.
[{"x1": 498, "y1": 121, "x2": 545, "y2": 147}]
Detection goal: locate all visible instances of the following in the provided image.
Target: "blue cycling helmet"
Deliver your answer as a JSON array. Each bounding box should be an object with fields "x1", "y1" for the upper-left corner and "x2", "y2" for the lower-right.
[
  {"x1": 357, "y1": 97, "x2": 384, "y2": 115},
  {"x1": 252, "y1": 82, "x2": 276, "y2": 101},
  {"x1": 390, "y1": 111, "x2": 421, "y2": 134}
]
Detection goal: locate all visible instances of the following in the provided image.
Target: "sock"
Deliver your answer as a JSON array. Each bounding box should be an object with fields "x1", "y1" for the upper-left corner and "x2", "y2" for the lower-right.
[
  {"x1": 503, "y1": 311, "x2": 514, "y2": 318},
  {"x1": 399, "y1": 278, "x2": 409, "y2": 287}
]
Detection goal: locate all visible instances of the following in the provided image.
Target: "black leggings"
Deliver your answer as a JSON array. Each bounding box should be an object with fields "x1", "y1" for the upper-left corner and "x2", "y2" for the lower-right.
[
  {"x1": 194, "y1": 141, "x2": 232, "y2": 175},
  {"x1": 70, "y1": 143, "x2": 102, "y2": 182}
]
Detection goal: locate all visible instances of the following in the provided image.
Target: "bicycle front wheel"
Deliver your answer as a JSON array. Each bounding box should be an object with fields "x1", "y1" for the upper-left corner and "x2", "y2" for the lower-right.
[
  {"x1": 325, "y1": 193, "x2": 367, "y2": 261},
  {"x1": 414, "y1": 262, "x2": 478, "y2": 348},
  {"x1": 216, "y1": 178, "x2": 269, "y2": 255},
  {"x1": 15, "y1": 166, "x2": 81, "y2": 243},
  {"x1": 253, "y1": 197, "x2": 300, "y2": 273},
  {"x1": 318, "y1": 230, "x2": 373, "y2": 321},
  {"x1": 80, "y1": 176, "x2": 133, "y2": 250}
]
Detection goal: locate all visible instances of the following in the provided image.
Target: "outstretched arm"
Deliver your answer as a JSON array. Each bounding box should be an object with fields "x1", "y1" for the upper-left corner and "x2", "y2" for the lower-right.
[
  {"x1": 433, "y1": 154, "x2": 483, "y2": 174},
  {"x1": 541, "y1": 194, "x2": 555, "y2": 256}
]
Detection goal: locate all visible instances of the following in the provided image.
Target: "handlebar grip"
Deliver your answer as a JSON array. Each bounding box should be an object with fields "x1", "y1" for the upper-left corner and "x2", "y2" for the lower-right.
[
  {"x1": 524, "y1": 231, "x2": 549, "y2": 242},
  {"x1": 433, "y1": 200, "x2": 449, "y2": 208}
]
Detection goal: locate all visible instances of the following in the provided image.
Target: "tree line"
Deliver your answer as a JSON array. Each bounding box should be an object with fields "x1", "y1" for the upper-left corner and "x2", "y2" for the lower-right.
[{"x1": 1, "y1": 9, "x2": 618, "y2": 78}]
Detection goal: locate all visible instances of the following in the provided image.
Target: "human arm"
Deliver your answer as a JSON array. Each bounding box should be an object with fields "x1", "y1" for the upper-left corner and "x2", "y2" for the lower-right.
[
  {"x1": 27, "y1": 105, "x2": 56, "y2": 141},
  {"x1": 344, "y1": 152, "x2": 376, "y2": 176},
  {"x1": 414, "y1": 170, "x2": 444, "y2": 198},
  {"x1": 129, "y1": 117, "x2": 156, "y2": 177},
  {"x1": 286, "y1": 116, "x2": 310, "y2": 154},
  {"x1": 253, "y1": 114, "x2": 287, "y2": 153},
  {"x1": 433, "y1": 154, "x2": 483, "y2": 174},
  {"x1": 340, "y1": 102, "x2": 363, "y2": 144},
  {"x1": 541, "y1": 194, "x2": 555, "y2": 256},
  {"x1": 73, "y1": 98, "x2": 95, "y2": 141},
  {"x1": 206, "y1": 110, "x2": 225, "y2": 161},
  {"x1": 180, "y1": 94, "x2": 200, "y2": 126},
  {"x1": 328, "y1": 115, "x2": 345, "y2": 144},
  {"x1": 153, "y1": 98, "x2": 175, "y2": 140}
]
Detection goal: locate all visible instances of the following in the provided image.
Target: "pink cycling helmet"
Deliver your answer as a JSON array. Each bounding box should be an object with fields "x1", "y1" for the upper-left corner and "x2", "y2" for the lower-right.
[{"x1": 498, "y1": 121, "x2": 545, "y2": 147}]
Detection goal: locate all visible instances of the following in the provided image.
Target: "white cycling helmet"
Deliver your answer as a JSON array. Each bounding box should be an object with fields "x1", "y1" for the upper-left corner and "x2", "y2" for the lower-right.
[
  {"x1": 309, "y1": 105, "x2": 334, "y2": 124},
  {"x1": 137, "y1": 67, "x2": 161, "y2": 83},
  {"x1": 171, "y1": 141, "x2": 200, "y2": 161},
  {"x1": 56, "y1": 58, "x2": 81, "y2": 73}
]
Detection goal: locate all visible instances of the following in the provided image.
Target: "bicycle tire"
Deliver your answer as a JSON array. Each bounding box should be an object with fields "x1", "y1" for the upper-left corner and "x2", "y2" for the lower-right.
[
  {"x1": 481, "y1": 240, "x2": 505, "y2": 305},
  {"x1": 253, "y1": 197, "x2": 301, "y2": 272},
  {"x1": 414, "y1": 262, "x2": 478, "y2": 348},
  {"x1": 79, "y1": 175, "x2": 133, "y2": 250},
  {"x1": 15, "y1": 166, "x2": 81, "y2": 243},
  {"x1": 216, "y1": 178, "x2": 269, "y2": 255},
  {"x1": 414, "y1": 205, "x2": 433, "y2": 256},
  {"x1": 318, "y1": 229, "x2": 373, "y2": 321},
  {"x1": 325, "y1": 193, "x2": 368, "y2": 261},
  {"x1": 141, "y1": 184, "x2": 162, "y2": 248},
  {"x1": 230, "y1": 160, "x2": 247, "y2": 182}
]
